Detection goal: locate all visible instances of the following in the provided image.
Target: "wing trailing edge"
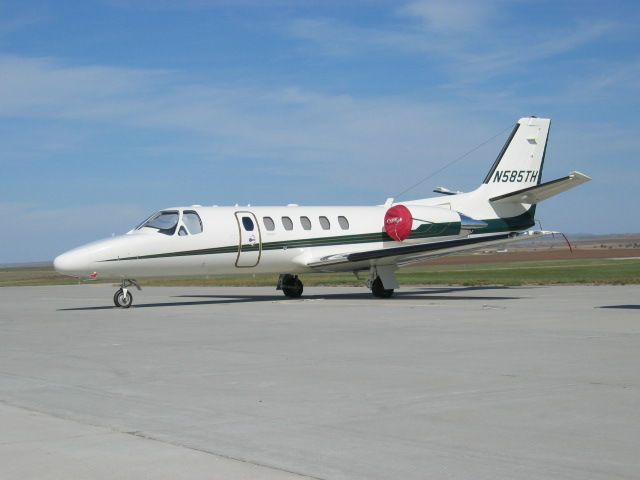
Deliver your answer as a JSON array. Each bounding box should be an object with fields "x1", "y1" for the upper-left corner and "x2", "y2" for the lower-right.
[{"x1": 306, "y1": 230, "x2": 556, "y2": 270}]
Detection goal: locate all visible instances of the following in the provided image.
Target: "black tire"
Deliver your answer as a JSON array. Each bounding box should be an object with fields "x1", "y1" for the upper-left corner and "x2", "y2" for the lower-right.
[
  {"x1": 371, "y1": 277, "x2": 394, "y2": 298},
  {"x1": 282, "y1": 278, "x2": 303, "y2": 298},
  {"x1": 113, "y1": 288, "x2": 133, "y2": 308}
]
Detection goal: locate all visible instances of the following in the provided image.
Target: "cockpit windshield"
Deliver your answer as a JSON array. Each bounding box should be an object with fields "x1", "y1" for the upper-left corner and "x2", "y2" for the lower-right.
[{"x1": 137, "y1": 211, "x2": 179, "y2": 235}]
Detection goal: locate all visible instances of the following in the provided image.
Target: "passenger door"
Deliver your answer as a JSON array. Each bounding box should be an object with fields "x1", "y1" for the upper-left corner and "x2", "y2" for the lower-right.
[{"x1": 234, "y1": 211, "x2": 262, "y2": 267}]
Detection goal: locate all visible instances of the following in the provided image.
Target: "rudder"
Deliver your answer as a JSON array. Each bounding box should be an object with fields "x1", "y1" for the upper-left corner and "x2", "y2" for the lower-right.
[{"x1": 482, "y1": 117, "x2": 550, "y2": 198}]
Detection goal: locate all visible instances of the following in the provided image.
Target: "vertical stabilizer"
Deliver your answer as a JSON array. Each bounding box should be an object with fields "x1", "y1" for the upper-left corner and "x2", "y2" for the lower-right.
[{"x1": 481, "y1": 117, "x2": 550, "y2": 198}]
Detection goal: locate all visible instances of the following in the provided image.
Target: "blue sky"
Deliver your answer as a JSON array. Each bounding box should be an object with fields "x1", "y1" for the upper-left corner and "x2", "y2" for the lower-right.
[{"x1": 1, "y1": 0, "x2": 639, "y2": 262}]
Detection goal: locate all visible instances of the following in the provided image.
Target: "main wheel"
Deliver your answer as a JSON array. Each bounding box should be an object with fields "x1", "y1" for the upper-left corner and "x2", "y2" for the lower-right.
[
  {"x1": 282, "y1": 277, "x2": 303, "y2": 298},
  {"x1": 371, "y1": 277, "x2": 394, "y2": 298},
  {"x1": 113, "y1": 288, "x2": 133, "y2": 308}
]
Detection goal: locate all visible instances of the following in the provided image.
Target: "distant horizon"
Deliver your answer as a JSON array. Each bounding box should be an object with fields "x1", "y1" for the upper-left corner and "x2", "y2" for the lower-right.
[{"x1": 1, "y1": 232, "x2": 637, "y2": 267}]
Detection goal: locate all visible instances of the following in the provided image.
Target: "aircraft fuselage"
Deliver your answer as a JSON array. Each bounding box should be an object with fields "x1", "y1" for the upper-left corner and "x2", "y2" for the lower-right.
[{"x1": 54, "y1": 204, "x2": 471, "y2": 279}]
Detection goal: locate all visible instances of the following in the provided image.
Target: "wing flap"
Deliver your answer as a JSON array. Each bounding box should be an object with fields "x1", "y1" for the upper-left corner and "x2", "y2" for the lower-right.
[{"x1": 490, "y1": 171, "x2": 591, "y2": 204}]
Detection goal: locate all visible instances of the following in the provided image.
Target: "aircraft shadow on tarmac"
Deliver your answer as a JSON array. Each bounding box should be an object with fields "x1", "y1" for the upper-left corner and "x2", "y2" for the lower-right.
[
  {"x1": 58, "y1": 286, "x2": 524, "y2": 311},
  {"x1": 597, "y1": 305, "x2": 640, "y2": 310}
]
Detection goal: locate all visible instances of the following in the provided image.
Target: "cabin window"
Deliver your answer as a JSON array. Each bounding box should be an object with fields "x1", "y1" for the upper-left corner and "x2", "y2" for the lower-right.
[
  {"x1": 263, "y1": 216, "x2": 275, "y2": 231},
  {"x1": 183, "y1": 211, "x2": 203, "y2": 234},
  {"x1": 319, "y1": 216, "x2": 330, "y2": 230},
  {"x1": 338, "y1": 216, "x2": 350, "y2": 230},
  {"x1": 281, "y1": 216, "x2": 293, "y2": 231},
  {"x1": 242, "y1": 216, "x2": 255, "y2": 231},
  {"x1": 300, "y1": 216, "x2": 312, "y2": 230},
  {"x1": 138, "y1": 210, "x2": 179, "y2": 236}
]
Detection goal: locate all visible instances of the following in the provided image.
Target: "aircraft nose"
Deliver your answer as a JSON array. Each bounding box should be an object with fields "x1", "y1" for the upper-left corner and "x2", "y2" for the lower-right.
[{"x1": 54, "y1": 250, "x2": 91, "y2": 277}]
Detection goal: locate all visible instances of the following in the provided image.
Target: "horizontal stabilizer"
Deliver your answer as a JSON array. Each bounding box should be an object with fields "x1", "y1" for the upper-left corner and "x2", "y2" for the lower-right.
[
  {"x1": 489, "y1": 171, "x2": 591, "y2": 205},
  {"x1": 433, "y1": 186, "x2": 463, "y2": 195}
]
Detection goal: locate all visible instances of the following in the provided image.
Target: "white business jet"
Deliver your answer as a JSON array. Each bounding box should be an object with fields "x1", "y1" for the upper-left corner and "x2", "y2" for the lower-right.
[{"x1": 54, "y1": 117, "x2": 590, "y2": 307}]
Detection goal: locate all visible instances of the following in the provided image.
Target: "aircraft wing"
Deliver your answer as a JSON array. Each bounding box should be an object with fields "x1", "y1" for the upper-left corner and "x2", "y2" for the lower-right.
[
  {"x1": 306, "y1": 230, "x2": 555, "y2": 271},
  {"x1": 489, "y1": 171, "x2": 591, "y2": 205}
]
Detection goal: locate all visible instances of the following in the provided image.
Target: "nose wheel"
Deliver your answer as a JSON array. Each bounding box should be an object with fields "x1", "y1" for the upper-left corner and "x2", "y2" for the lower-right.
[
  {"x1": 113, "y1": 288, "x2": 133, "y2": 308},
  {"x1": 113, "y1": 279, "x2": 140, "y2": 308}
]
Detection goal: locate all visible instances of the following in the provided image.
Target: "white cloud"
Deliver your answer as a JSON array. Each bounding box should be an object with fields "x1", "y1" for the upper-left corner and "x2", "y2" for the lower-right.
[
  {"x1": 567, "y1": 58, "x2": 640, "y2": 98},
  {"x1": 287, "y1": 9, "x2": 615, "y2": 86},
  {"x1": 106, "y1": 0, "x2": 298, "y2": 10},
  {"x1": 400, "y1": 0, "x2": 497, "y2": 32},
  {"x1": 1, "y1": 53, "x2": 629, "y2": 195},
  {"x1": 0, "y1": 56, "x2": 166, "y2": 117},
  {"x1": 0, "y1": 55, "x2": 500, "y2": 182},
  {"x1": 454, "y1": 20, "x2": 615, "y2": 79}
]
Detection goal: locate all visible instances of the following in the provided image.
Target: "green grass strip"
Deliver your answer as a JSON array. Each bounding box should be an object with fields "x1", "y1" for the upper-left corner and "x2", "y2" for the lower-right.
[{"x1": 1, "y1": 258, "x2": 638, "y2": 287}]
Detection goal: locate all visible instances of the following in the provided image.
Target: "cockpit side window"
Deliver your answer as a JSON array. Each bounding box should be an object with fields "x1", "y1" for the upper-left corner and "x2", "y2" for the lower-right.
[
  {"x1": 138, "y1": 211, "x2": 179, "y2": 235},
  {"x1": 183, "y1": 211, "x2": 203, "y2": 235}
]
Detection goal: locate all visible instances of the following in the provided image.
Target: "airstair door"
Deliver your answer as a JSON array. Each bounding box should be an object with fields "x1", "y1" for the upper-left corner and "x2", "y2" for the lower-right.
[{"x1": 235, "y1": 211, "x2": 262, "y2": 267}]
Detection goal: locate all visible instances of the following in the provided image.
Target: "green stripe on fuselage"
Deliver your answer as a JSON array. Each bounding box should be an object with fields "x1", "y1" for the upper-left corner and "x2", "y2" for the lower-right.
[{"x1": 472, "y1": 209, "x2": 536, "y2": 234}]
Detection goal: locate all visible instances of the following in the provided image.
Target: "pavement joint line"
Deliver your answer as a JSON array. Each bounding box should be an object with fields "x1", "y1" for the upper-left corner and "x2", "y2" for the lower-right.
[
  {"x1": 0, "y1": 399, "x2": 326, "y2": 480},
  {"x1": 119, "y1": 430, "x2": 327, "y2": 480}
]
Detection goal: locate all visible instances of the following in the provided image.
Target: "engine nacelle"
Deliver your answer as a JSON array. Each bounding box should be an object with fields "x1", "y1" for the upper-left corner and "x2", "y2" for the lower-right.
[
  {"x1": 384, "y1": 204, "x2": 486, "y2": 241},
  {"x1": 384, "y1": 205, "x2": 414, "y2": 242}
]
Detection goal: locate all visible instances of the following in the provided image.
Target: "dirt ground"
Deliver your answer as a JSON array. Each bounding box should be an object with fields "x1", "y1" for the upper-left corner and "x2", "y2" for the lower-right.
[{"x1": 427, "y1": 248, "x2": 640, "y2": 266}]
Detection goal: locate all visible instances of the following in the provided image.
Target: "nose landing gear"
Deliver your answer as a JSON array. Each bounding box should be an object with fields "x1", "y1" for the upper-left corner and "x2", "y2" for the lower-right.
[
  {"x1": 114, "y1": 288, "x2": 133, "y2": 308},
  {"x1": 113, "y1": 279, "x2": 141, "y2": 308}
]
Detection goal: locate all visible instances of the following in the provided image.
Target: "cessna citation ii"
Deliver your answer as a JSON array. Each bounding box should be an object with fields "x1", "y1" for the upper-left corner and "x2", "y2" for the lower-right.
[{"x1": 54, "y1": 117, "x2": 590, "y2": 307}]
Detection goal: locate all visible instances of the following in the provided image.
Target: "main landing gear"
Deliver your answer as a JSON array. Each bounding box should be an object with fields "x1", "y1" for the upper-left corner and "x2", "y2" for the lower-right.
[
  {"x1": 367, "y1": 266, "x2": 398, "y2": 299},
  {"x1": 370, "y1": 276, "x2": 394, "y2": 298},
  {"x1": 113, "y1": 279, "x2": 141, "y2": 308},
  {"x1": 276, "y1": 269, "x2": 397, "y2": 299},
  {"x1": 277, "y1": 274, "x2": 304, "y2": 298}
]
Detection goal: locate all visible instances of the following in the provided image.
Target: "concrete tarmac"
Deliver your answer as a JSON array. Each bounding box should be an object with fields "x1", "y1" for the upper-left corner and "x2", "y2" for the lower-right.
[{"x1": 0, "y1": 284, "x2": 638, "y2": 479}]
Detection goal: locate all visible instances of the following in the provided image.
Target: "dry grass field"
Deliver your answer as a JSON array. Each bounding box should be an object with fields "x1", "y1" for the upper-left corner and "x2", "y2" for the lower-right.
[{"x1": 428, "y1": 247, "x2": 640, "y2": 266}]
